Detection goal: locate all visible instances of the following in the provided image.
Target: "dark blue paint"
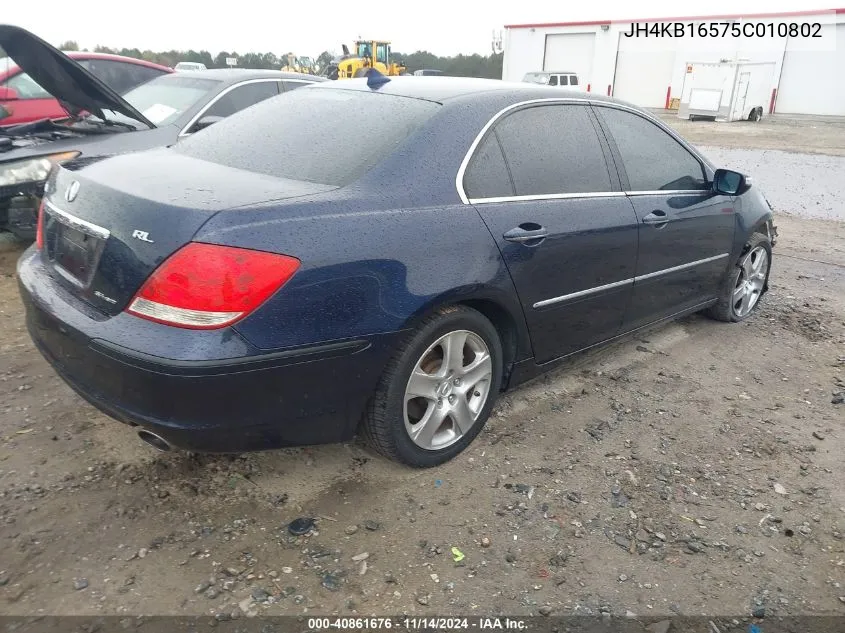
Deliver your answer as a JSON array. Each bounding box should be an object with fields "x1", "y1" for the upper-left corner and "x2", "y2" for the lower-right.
[
  {"x1": 624, "y1": 191, "x2": 736, "y2": 329},
  {"x1": 477, "y1": 196, "x2": 639, "y2": 363},
  {"x1": 16, "y1": 79, "x2": 775, "y2": 453}
]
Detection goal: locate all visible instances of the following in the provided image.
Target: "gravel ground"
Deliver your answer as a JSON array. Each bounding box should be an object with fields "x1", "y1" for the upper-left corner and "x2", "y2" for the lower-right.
[
  {"x1": 697, "y1": 146, "x2": 845, "y2": 222},
  {"x1": 0, "y1": 123, "x2": 844, "y2": 621}
]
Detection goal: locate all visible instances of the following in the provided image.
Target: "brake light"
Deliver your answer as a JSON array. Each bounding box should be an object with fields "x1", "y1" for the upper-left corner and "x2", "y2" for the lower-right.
[
  {"x1": 35, "y1": 199, "x2": 45, "y2": 250},
  {"x1": 126, "y1": 243, "x2": 300, "y2": 330}
]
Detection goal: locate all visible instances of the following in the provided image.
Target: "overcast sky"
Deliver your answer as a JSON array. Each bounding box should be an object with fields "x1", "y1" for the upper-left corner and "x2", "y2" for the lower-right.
[{"x1": 3, "y1": 0, "x2": 837, "y2": 57}]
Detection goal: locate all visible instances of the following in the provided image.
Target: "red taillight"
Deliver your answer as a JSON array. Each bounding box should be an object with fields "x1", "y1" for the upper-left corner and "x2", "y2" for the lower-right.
[
  {"x1": 126, "y1": 243, "x2": 300, "y2": 330},
  {"x1": 35, "y1": 199, "x2": 45, "y2": 250}
]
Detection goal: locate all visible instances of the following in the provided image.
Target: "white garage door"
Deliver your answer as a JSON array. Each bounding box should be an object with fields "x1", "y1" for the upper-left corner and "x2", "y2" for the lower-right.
[
  {"x1": 612, "y1": 49, "x2": 676, "y2": 108},
  {"x1": 776, "y1": 23, "x2": 845, "y2": 115},
  {"x1": 543, "y1": 33, "x2": 595, "y2": 87}
]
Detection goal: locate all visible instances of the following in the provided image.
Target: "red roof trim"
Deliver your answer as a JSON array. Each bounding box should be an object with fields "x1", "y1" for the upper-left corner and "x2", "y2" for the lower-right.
[{"x1": 505, "y1": 7, "x2": 845, "y2": 29}]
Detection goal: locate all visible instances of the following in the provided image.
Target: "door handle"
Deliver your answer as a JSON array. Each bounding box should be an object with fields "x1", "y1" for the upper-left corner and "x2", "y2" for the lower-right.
[
  {"x1": 642, "y1": 210, "x2": 670, "y2": 226},
  {"x1": 503, "y1": 223, "x2": 548, "y2": 244}
]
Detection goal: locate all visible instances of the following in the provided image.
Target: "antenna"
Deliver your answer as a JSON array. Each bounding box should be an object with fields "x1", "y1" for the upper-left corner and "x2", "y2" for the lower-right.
[{"x1": 491, "y1": 29, "x2": 504, "y2": 54}]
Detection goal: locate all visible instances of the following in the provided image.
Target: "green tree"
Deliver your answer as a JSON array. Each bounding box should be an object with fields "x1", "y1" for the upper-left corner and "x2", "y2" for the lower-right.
[
  {"x1": 392, "y1": 50, "x2": 502, "y2": 78},
  {"x1": 59, "y1": 40, "x2": 79, "y2": 51},
  {"x1": 32, "y1": 40, "x2": 501, "y2": 77},
  {"x1": 316, "y1": 50, "x2": 334, "y2": 70}
]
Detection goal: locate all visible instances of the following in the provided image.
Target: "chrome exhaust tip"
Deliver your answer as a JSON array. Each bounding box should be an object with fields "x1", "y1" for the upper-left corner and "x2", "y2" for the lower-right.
[{"x1": 138, "y1": 429, "x2": 171, "y2": 452}]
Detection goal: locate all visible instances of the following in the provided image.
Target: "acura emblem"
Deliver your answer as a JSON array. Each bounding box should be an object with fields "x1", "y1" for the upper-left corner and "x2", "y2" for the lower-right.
[{"x1": 65, "y1": 181, "x2": 80, "y2": 202}]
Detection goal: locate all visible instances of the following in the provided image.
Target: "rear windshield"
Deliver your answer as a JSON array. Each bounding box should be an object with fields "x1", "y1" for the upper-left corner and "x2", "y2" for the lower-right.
[{"x1": 175, "y1": 88, "x2": 441, "y2": 187}]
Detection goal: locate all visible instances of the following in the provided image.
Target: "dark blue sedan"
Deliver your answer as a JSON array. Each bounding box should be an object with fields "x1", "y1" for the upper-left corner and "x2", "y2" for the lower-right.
[{"x1": 17, "y1": 74, "x2": 777, "y2": 466}]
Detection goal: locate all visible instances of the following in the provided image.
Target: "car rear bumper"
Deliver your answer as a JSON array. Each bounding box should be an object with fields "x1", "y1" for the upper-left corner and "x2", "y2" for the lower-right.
[{"x1": 17, "y1": 248, "x2": 400, "y2": 453}]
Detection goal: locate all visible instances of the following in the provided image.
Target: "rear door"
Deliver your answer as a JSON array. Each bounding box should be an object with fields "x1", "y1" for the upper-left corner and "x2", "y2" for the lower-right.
[
  {"x1": 732, "y1": 72, "x2": 750, "y2": 120},
  {"x1": 593, "y1": 104, "x2": 736, "y2": 328},
  {"x1": 465, "y1": 102, "x2": 639, "y2": 364}
]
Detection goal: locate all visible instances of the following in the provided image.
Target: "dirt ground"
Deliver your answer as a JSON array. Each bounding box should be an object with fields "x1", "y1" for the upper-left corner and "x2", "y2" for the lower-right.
[{"x1": 0, "y1": 118, "x2": 844, "y2": 622}]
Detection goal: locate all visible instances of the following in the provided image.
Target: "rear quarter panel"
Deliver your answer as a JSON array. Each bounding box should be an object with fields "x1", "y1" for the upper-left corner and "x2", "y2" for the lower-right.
[
  {"x1": 199, "y1": 193, "x2": 528, "y2": 356},
  {"x1": 194, "y1": 94, "x2": 533, "y2": 358}
]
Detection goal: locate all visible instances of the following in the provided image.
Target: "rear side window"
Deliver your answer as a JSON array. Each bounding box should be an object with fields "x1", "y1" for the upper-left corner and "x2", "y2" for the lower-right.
[
  {"x1": 570, "y1": 75, "x2": 579, "y2": 86},
  {"x1": 281, "y1": 80, "x2": 311, "y2": 92},
  {"x1": 559, "y1": 75, "x2": 569, "y2": 86},
  {"x1": 598, "y1": 106, "x2": 707, "y2": 191},
  {"x1": 203, "y1": 81, "x2": 280, "y2": 118},
  {"x1": 493, "y1": 104, "x2": 612, "y2": 196},
  {"x1": 463, "y1": 133, "x2": 513, "y2": 199},
  {"x1": 176, "y1": 88, "x2": 440, "y2": 187},
  {"x1": 78, "y1": 59, "x2": 167, "y2": 94}
]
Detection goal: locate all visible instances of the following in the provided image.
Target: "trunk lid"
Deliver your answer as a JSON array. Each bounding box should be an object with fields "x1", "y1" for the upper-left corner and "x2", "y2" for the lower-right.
[{"x1": 41, "y1": 149, "x2": 335, "y2": 316}]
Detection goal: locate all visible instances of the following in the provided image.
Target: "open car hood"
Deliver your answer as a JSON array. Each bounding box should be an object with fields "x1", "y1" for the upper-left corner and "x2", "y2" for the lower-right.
[{"x1": 0, "y1": 24, "x2": 155, "y2": 128}]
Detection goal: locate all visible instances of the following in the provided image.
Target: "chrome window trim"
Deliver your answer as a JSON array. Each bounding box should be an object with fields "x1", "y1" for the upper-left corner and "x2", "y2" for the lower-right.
[
  {"x1": 44, "y1": 200, "x2": 111, "y2": 240},
  {"x1": 456, "y1": 98, "x2": 714, "y2": 205},
  {"x1": 624, "y1": 190, "x2": 710, "y2": 196},
  {"x1": 531, "y1": 253, "x2": 729, "y2": 309},
  {"x1": 179, "y1": 78, "x2": 290, "y2": 137},
  {"x1": 468, "y1": 189, "x2": 709, "y2": 205},
  {"x1": 469, "y1": 191, "x2": 626, "y2": 205}
]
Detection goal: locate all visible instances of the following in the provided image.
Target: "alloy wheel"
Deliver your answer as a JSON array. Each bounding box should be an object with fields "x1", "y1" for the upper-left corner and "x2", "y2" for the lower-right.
[
  {"x1": 732, "y1": 245, "x2": 769, "y2": 318},
  {"x1": 403, "y1": 330, "x2": 493, "y2": 451}
]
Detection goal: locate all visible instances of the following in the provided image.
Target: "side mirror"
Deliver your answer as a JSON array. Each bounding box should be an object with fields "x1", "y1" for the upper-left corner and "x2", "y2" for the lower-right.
[
  {"x1": 712, "y1": 168, "x2": 748, "y2": 195},
  {"x1": 0, "y1": 86, "x2": 20, "y2": 101},
  {"x1": 193, "y1": 115, "x2": 224, "y2": 131}
]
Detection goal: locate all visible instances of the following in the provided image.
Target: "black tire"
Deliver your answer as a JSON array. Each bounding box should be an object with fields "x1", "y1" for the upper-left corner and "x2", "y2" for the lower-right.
[
  {"x1": 749, "y1": 108, "x2": 761, "y2": 122},
  {"x1": 362, "y1": 305, "x2": 503, "y2": 467},
  {"x1": 706, "y1": 232, "x2": 772, "y2": 322}
]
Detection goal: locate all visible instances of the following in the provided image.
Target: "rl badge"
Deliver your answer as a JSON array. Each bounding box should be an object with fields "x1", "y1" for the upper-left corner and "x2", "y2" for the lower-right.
[{"x1": 132, "y1": 230, "x2": 154, "y2": 243}]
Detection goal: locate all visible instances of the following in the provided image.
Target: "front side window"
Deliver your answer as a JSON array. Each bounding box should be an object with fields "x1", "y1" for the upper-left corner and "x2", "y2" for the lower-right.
[
  {"x1": 493, "y1": 104, "x2": 612, "y2": 196},
  {"x1": 597, "y1": 106, "x2": 707, "y2": 191},
  {"x1": 570, "y1": 75, "x2": 579, "y2": 86},
  {"x1": 548, "y1": 75, "x2": 558, "y2": 86}
]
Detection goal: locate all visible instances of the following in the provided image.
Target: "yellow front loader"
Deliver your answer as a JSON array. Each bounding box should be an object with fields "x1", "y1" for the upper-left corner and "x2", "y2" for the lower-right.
[
  {"x1": 280, "y1": 53, "x2": 316, "y2": 75},
  {"x1": 325, "y1": 40, "x2": 406, "y2": 80}
]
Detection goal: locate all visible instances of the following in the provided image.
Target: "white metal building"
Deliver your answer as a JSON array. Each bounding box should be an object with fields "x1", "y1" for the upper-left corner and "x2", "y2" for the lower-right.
[{"x1": 502, "y1": 8, "x2": 845, "y2": 116}]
